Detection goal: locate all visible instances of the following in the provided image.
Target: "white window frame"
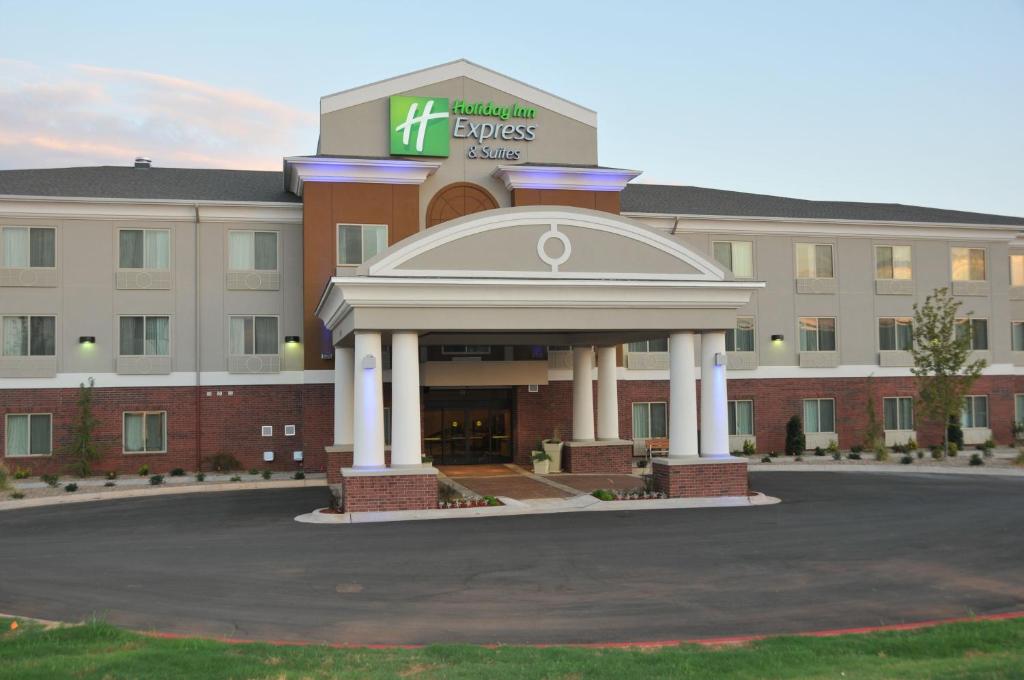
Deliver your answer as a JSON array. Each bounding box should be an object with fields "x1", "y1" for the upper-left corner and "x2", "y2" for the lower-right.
[
  {"x1": 882, "y1": 397, "x2": 914, "y2": 431},
  {"x1": 951, "y1": 247, "x2": 987, "y2": 282},
  {"x1": 799, "y1": 317, "x2": 837, "y2": 352},
  {"x1": 874, "y1": 244, "x2": 912, "y2": 280},
  {"x1": 1015, "y1": 393, "x2": 1024, "y2": 425},
  {"x1": 228, "y1": 315, "x2": 280, "y2": 357},
  {"x1": 711, "y1": 240, "x2": 754, "y2": 279},
  {"x1": 1012, "y1": 322, "x2": 1024, "y2": 352},
  {"x1": 960, "y1": 395, "x2": 989, "y2": 429},
  {"x1": 117, "y1": 228, "x2": 171, "y2": 270},
  {"x1": 631, "y1": 401, "x2": 668, "y2": 439},
  {"x1": 878, "y1": 317, "x2": 913, "y2": 351},
  {"x1": 803, "y1": 398, "x2": 836, "y2": 434},
  {"x1": 626, "y1": 338, "x2": 669, "y2": 353},
  {"x1": 118, "y1": 315, "x2": 171, "y2": 357},
  {"x1": 956, "y1": 318, "x2": 989, "y2": 351},
  {"x1": 726, "y1": 317, "x2": 755, "y2": 353},
  {"x1": 122, "y1": 411, "x2": 168, "y2": 454},
  {"x1": 1011, "y1": 254, "x2": 1024, "y2": 287},
  {"x1": 337, "y1": 223, "x2": 388, "y2": 267},
  {"x1": 4, "y1": 413, "x2": 53, "y2": 457},
  {"x1": 0, "y1": 226, "x2": 56, "y2": 269},
  {"x1": 1, "y1": 314, "x2": 57, "y2": 357},
  {"x1": 727, "y1": 400, "x2": 754, "y2": 436},
  {"x1": 795, "y1": 242, "x2": 834, "y2": 279},
  {"x1": 227, "y1": 230, "x2": 279, "y2": 272}
]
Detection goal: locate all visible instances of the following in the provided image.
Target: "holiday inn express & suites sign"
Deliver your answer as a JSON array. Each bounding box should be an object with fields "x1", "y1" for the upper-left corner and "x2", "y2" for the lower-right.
[{"x1": 389, "y1": 95, "x2": 537, "y2": 160}]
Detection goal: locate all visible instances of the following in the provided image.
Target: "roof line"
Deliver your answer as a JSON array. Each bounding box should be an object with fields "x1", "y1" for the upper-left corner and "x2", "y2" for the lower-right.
[
  {"x1": 0, "y1": 194, "x2": 301, "y2": 208},
  {"x1": 621, "y1": 210, "x2": 1024, "y2": 231}
]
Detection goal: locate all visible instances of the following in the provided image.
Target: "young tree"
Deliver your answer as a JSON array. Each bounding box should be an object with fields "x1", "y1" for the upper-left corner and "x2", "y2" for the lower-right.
[
  {"x1": 910, "y1": 288, "x2": 986, "y2": 457},
  {"x1": 785, "y1": 414, "x2": 805, "y2": 456},
  {"x1": 863, "y1": 385, "x2": 884, "y2": 453},
  {"x1": 67, "y1": 377, "x2": 102, "y2": 477}
]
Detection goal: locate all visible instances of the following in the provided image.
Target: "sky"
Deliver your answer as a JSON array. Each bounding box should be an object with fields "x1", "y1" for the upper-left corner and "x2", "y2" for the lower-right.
[{"x1": 0, "y1": 0, "x2": 1022, "y2": 216}]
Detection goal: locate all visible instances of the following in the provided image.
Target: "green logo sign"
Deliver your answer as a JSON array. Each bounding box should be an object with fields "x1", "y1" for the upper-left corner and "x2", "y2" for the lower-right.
[{"x1": 389, "y1": 96, "x2": 450, "y2": 157}]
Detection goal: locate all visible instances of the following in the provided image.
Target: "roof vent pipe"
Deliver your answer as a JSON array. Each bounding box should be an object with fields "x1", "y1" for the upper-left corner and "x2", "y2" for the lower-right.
[{"x1": 134, "y1": 157, "x2": 152, "y2": 168}]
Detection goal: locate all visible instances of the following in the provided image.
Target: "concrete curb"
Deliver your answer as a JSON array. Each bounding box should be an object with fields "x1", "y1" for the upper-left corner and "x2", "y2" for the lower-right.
[
  {"x1": 0, "y1": 479, "x2": 327, "y2": 512},
  {"x1": 294, "y1": 491, "x2": 779, "y2": 525},
  {"x1": 749, "y1": 464, "x2": 1024, "y2": 477}
]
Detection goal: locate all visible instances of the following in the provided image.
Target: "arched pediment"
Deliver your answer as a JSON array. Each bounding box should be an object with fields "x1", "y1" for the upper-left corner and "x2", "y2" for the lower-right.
[{"x1": 360, "y1": 206, "x2": 727, "y2": 281}]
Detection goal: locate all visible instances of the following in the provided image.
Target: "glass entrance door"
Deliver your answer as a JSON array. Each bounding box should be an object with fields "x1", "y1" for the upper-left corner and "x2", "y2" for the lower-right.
[{"x1": 422, "y1": 389, "x2": 514, "y2": 464}]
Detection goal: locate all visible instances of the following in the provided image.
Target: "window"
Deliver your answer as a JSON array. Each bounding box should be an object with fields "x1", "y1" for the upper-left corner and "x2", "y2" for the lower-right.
[
  {"x1": 441, "y1": 345, "x2": 490, "y2": 355},
  {"x1": 883, "y1": 397, "x2": 914, "y2": 431},
  {"x1": 795, "y1": 243, "x2": 834, "y2": 279},
  {"x1": 5, "y1": 413, "x2": 52, "y2": 456},
  {"x1": 960, "y1": 396, "x2": 989, "y2": 429},
  {"x1": 1015, "y1": 394, "x2": 1024, "y2": 425},
  {"x1": 119, "y1": 316, "x2": 169, "y2": 356},
  {"x1": 2, "y1": 316, "x2": 55, "y2": 356},
  {"x1": 119, "y1": 229, "x2": 170, "y2": 269},
  {"x1": 712, "y1": 241, "x2": 753, "y2": 278},
  {"x1": 229, "y1": 316, "x2": 278, "y2": 355},
  {"x1": 799, "y1": 317, "x2": 836, "y2": 352},
  {"x1": 879, "y1": 317, "x2": 913, "y2": 351},
  {"x1": 1, "y1": 227, "x2": 55, "y2": 268},
  {"x1": 383, "y1": 407, "x2": 392, "y2": 446},
  {"x1": 875, "y1": 245, "x2": 912, "y2": 280},
  {"x1": 726, "y1": 317, "x2": 755, "y2": 352},
  {"x1": 1012, "y1": 255, "x2": 1024, "y2": 286},
  {"x1": 228, "y1": 231, "x2": 277, "y2": 271},
  {"x1": 337, "y1": 224, "x2": 387, "y2": 266},
  {"x1": 123, "y1": 412, "x2": 167, "y2": 453},
  {"x1": 951, "y1": 247, "x2": 986, "y2": 281},
  {"x1": 632, "y1": 402, "x2": 667, "y2": 439},
  {"x1": 956, "y1": 318, "x2": 988, "y2": 350},
  {"x1": 728, "y1": 400, "x2": 753, "y2": 436},
  {"x1": 627, "y1": 338, "x2": 668, "y2": 353},
  {"x1": 803, "y1": 398, "x2": 836, "y2": 434},
  {"x1": 1014, "y1": 322, "x2": 1024, "y2": 352}
]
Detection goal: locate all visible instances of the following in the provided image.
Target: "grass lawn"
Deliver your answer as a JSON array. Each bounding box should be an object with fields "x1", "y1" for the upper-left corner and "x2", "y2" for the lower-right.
[{"x1": 0, "y1": 616, "x2": 1022, "y2": 679}]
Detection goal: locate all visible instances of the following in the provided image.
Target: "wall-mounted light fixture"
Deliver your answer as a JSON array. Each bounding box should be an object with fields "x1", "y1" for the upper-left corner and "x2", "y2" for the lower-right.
[
  {"x1": 714, "y1": 352, "x2": 727, "y2": 366},
  {"x1": 361, "y1": 354, "x2": 377, "y2": 369},
  {"x1": 771, "y1": 334, "x2": 784, "y2": 345},
  {"x1": 79, "y1": 336, "x2": 96, "y2": 345},
  {"x1": 285, "y1": 335, "x2": 301, "y2": 344}
]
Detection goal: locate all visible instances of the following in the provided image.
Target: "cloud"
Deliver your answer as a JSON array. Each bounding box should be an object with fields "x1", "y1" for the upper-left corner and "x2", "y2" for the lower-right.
[{"x1": 0, "y1": 61, "x2": 317, "y2": 170}]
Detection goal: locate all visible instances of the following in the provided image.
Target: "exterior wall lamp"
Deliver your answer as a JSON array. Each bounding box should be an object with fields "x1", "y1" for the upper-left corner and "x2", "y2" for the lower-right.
[
  {"x1": 79, "y1": 336, "x2": 96, "y2": 345},
  {"x1": 714, "y1": 352, "x2": 727, "y2": 366},
  {"x1": 285, "y1": 335, "x2": 301, "y2": 344},
  {"x1": 771, "y1": 334, "x2": 784, "y2": 345}
]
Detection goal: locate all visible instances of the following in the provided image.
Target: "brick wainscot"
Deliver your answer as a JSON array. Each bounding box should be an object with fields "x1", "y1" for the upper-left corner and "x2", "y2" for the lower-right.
[
  {"x1": 340, "y1": 466, "x2": 438, "y2": 513},
  {"x1": 652, "y1": 456, "x2": 749, "y2": 498}
]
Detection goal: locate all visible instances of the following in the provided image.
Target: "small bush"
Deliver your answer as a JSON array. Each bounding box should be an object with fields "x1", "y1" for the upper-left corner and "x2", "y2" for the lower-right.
[
  {"x1": 906, "y1": 437, "x2": 918, "y2": 451},
  {"x1": 293, "y1": 471, "x2": 305, "y2": 480},
  {"x1": 760, "y1": 455, "x2": 772, "y2": 463},
  {"x1": 969, "y1": 453, "x2": 984, "y2": 466},
  {"x1": 847, "y1": 452, "x2": 862, "y2": 460},
  {"x1": 104, "y1": 481, "x2": 115, "y2": 487},
  {"x1": 875, "y1": 447, "x2": 890, "y2": 462},
  {"x1": 149, "y1": 475, "x2": 164, "y2": 486},
  {"x1": 205, "y1": 453, "x2": 242, "y2": 473},
  {"x1": 64, "y1": 483, "x2": 78, "y2": 492},
  {"x1": 229, "y1": 475, "x2": 242, "y2": 482},
  {"x1": 14, "y1": 467, "x2": 31, "y2": 480},
  {"x1": 248, "y1": 468, "x2": 260, "y2": 476},
  {"x1": 916, "y1": 450, "x2": 924, "y2": 459},
  {"x1": 137, "y1": 464, "x2": 149, "y2": 476},
  {"x1": 261, "y1": 469, "x2": 272, "y2": 480},
  {"x1": 10, "y1": 491, "x2": 25, "y2": 499},
  {"x1": 483, "y1": 495, "x2": 501, "y2": 506},
  {"x1": 831, "y1": 450, "x2": 841, "y2": 461},
  {"x1": 813, "y1": 446, "x2": 825, "y2": 457},
  {"x1": 195, "y1": 472, "x2": 206, "y2": 482},
  {"x1": 891, "y1": 443, "x2": 907, "y2": 454},
  {"x1": 785, "y1": 415, "x2": 805, "y2": 456},
  {"x1": 794, "y1": 455, "x2": 803, "y2": 462},
  {"x1": 0, "y1": 464, "x2": 9, "y2": 491},
  {"x1": 850, "y1": 445, "x2": 864, "y2": 454},
  {"x1": 106, "y1": 470, "x2": 118, "y2": 480},
  {"x1": 41, "y1": 474, "x2": 60, "y2": 488},
  {"x1": 592, "y1": 489, "x2": 614, "y2": 501},
  {"x1": 1014, "y1": 449, "x2": 1024, "y2": 467},
  {"x1": 169, "y1": 468, "x2": 185, "y2": 477},
  {"x1": 826, "y1": 439, "x2": 839, "y2": 455},
  {"x1": 531, "y1": 451, "x2": 551, "y2": 462},
  {"x1": 931, "y1": 447, "x2": 944, "y2": 460},
  {"x1": 948, "y1": 443, "x2": 958, "y2": 458},
  {"x1": 742, "y1": 439, "x2": 757, "y2": 457},
  {"x1": 900, "y1": 454, "x2": 913, "y2": 465}
]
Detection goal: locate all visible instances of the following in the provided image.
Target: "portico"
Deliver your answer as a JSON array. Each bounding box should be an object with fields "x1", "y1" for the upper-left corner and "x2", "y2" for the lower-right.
[{"x1": 316, "y1": 206, "x2": 763, "y2": 511}]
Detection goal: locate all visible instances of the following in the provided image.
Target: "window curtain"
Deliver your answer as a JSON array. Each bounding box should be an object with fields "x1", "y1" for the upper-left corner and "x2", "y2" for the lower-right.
[
  {"x1": 818, "y1": 318, "x2": 836, "y2": 351},
  {"x1": 899, "y1": 398, "x2": 913, "y2": 430},
  {"x1": 2, "y1": 228, "x2": 29, "y2": 267},
  {"x1": 338, "y1": 226, "x2": 361, "y2": 265},
  {"x1": 650, "y1": 402, "x2": 667, "y2": 437},
  {"x1": 363, "y1": 226, "x2": 387, "y2": 262},
  {"x1": 29, "y1": 316, "x2": 55, "y2": 356},
  {"x1": 119, "y1": 230, "x2": 144, "y2": 268},
  {"x1": 803, "y1": 400, "x2": 820, "y2": 433},
  {"x1": 972, "y1": 320, "x2": 988, "y2": 350},
  {"x1": 734, "y1": 402, "x2": 753, "y2": 435},
  {"x1": 120, "y1": 317, "x2": 144, "y2": 355},
  {"x1": 892, "y1": 246, "x2": 912, "y2": 280},
  {"x1": 731, "y1": 241, "x2": 752, "y2": 278},
  {"x1": 144, "y1": 230, "x2": 170, "y2": 269},
  {"x1": 974, "y1": 397, "x2": 988, "y2": 428},
  {"x1": 648, "y1": 338, "x2": 668, "y2": 352},
  {"x1": 30, "y1": 228, "x2": 55, "y2": 267},
  {"x1": 3, "y1": 316, "x2": 27, "y2": 356},
  {"x1": 145, "y1": 413, "x2": 165, "y2": 451},
  {"x1": 951, "y1": 248, "x2": 969, "y2": 281},
  {"x1": 1016, "y1": 394, "x2": 1024, "y2": 424},
  {"x1": 713, "y1": 242, "x2": 732, "y2": 270},
  {"x1": 632, "y1": 403, "x2": 650, "y2": 439},
  {"x1": 896, "y1": 319, "x2": 913, "y2": 350},
  {"x1": 800, "y1": 318, "x2": 818, "y2": 352},
  {"x1": 879, "y1": 318, "x2": 895, "y2": 351},
  {"x1": 29, "y1": 414, "x2": 51, "y2": 454},
  {"x1": 883, "y1": 398, "x2": 899, "y2": 430},
  {"x1": 253, "y1": 232, "x2": 277, "y2": 270},
  {"x1": 228, "y1": 232, "x2": 254, "y2": 270},
  {"x1": 969, "y1": 249, "x2": 986, "y2": 281},
  {"x1": 145, "y1": 317, "x2": 169, "y2": 356},
  {"x1": 229, "y1": 317, "x2": 251, "y2": 355},
  {"x1": 796, "y1": 244, "x2": 813, "y2": 278},
  {"x1": 627, "y1": 341, "x2": 647, "y2": 353},
  {"x1": 254, "y1": 317, "x2": 278, "y2": 355},
  {"x1": 815, "y1": 245, "x2": 834, "y2": 278},
  {"x1": 6, "y1": 415, "x2": 29, "y2": 455},
  {"x1": 819, "y1": 400, "x2": 835, "y2": 432},
  {"x1": 1012, "y1": 255, "x2": 1024, "y2": 287},
  {"x1": 876, "y1": 247, "x2": 894, "y2": 279},
  {"x1": 735, "y1": 318, "x2": 754, "y2": 351},
  {"x1": 124, "y1": 414, "x2": 145, "y2": 452},
  {"x1": 1013, "y1": 323, "x2": 1024, "y2": 352}
]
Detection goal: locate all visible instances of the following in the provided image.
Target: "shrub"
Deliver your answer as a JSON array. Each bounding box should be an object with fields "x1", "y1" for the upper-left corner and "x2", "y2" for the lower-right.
[
  {"x1": 531, "y1": 451, "x2": 551, "y2": 462},
  {"x1": 64, "y1": 483, "x2": 78, "y2": 493},
  {"x1": 760, "y1": 455, "x2": 772, "y2": 463},
  {"x1": 10, "y1": 491, "x2": 25, "y2": 499},
  {"x1": 948, "y1": 443, "x2": 959, "y2": 458},
  {"x1": 0, "y1": 464, "x2": 9, "y2": 491},
  {"x1": 169, "y1": 468, "x2": 185, "y2": 477},
  {"x1": 947, "y1": 419, "x2": 964, "y2": 450},
  {"x1": 149, "y1": 475, "x2": 164, "y2": 486},
  {"x1": 917, "y1": 450, "x2": 924, "y2": 459},
  {"x1": 229, "y1": 475, "x2": 242, "y2": 482},
  {"x1": 106, "y1": 470, "x2": 118, "y2": 480},
  {"x1": 891, "y1": 443, "x2": 907, "y2": 454},
  {"x1": 592, "y1": 489, "x2": 614, "y2": 501},
  {"x1": 813, "y1": 446, "x2": 825, "y2": 457},
  {"x1": 850, "y1": 445, "x2": 864, "y2": 454},
  {"x1": 900, "y1": 454, "x2": 913, "y2": 465},
  {"x1": 931, "y1": 447, "x2": 944, "y2": 460},
  {"x1": 742, "y1": 439, "x2": 757, "y2": 457},
  {"x1": 195, "y1": 472, "x2": 206, "y2": 482},
  {"x1": 785, "y1": 415, "x2": 805, "y2": 456},
  {"x1": 14, "y1": 467, "x2": 30, "y2": 480},
  {"x1": 104, "y1": 481, "x2": 115, "y2": 487},
  {"x1": 906, "y1": 437, "x2": 918, "y2": 451},
  {"x1": 137, "y1": 464, "x2": 149, "y2": 476},
  {"x1": 42, "y1": 473, "x2": 60, "y2": 488},
  {"x1": 248, "y1": 468, "x2": 260, "y2": 476},
  {"x1": 826, "y1": 439, "x2": 839, "y2": 455},
  {"x1": 831, "y1": 450, "x2": 841, "y2": 461},
  {"x1": 875, "y1": 447, "x2": 890, "y2": 462},
  {"x1": 483, "y1": 495, "x2": 501, "y2": 506},
  {"x1": 261, "y1": 469, "x2": 272, "y2": 480},
  {"x1": 293, "y1": 471, "x2": 305, "y2": 480},
  {"x1": 1014, "y1": 449, "x2": 1024, "y2": 467},
  {"x1": 969, "y1": 453, "x2": 984, "y2": 466},
  {"x1": 794, "y1": 455, "x2": 803, "y2": 462},
  {"x1": 847, "y1": 452, "x2": 862, "y2": 460},
  {"x1": 205, "y1": 453, "x2": 242, "y2": 473}
]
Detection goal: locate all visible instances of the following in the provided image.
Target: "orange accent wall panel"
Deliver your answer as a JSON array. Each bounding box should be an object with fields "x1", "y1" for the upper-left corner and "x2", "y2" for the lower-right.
[{"x1": 512, "y1": 188, "x2": 621, "y2": 214}]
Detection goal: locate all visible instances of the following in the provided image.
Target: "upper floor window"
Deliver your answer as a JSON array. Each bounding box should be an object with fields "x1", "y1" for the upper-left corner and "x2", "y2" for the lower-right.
[
  {"x1": 795, "y1": 243, "x2": 833, "y2": 279},
  {"x1": 728, "y1": 400, "x2": 753, "y2": 436},
  {"x1": 712, "y1": 241, "x2": 753, "y2": 278},
  {"x1": 879, "y1": 317, "x2": 913, "y2": 351},
  {"x1": 1, "y1": 227, "x2": 55, "y2": 268},
  {"x1": 803, "y1": 398, "x2": 836, "y2": 434},
  {"x1": 338, "y1": 224, "x2": 387, "y2": 266},
  {"x1": 1011, "y1": 254, "x2": 1024, "y2": 286},
  {"x1": 960, "y1": 395, "x2": 988, "y2": 429},
  {"x1": 123, "y1": 411, "x2": 167, "y2": 453},
  {"x1": 951, "y1": 247, "x2": 986, "y2": 281},
  {"x1": 627, "y1": 338, "x2": 668, "y2": 353},
  {"x1": 875, "y1": 245, "x2": 912, "y2": 280},
  {"x1": 799, "y1": 317, "x2": 836, "y2": 352},
  {"x1": 1012, "y1": 322, "x2": 1024, "y2": 352},
  {"x1": 5, "y1": 413, "x2": 52, "y2": 456},
  {"x1": 2, "y1": 315, "x2": 55, "y2": 356},
  {"x1": 632, "y1": 402, "x2": 667, "y2": 439},
  {"x1": 119, "y1": 229, "x2": 169, "y2": 270},
  {"x1": 229, "y1": 315, "x2": 278, "y2": 356},
  {"x1": 119, "y1": 316, "x2": 169, "y2": 356},
  {"x1": 883, "y1": 397, "x2": 914, "y2": 431},
  {"x1": 228, "y1": 231, "x2": 277, "y2": 271},
  {"x1": 955, "y1": 318, "x2": 989, "y2": 350},
  {"x1": 726, "y1": 317, "x2": 755, "y2": 352}
]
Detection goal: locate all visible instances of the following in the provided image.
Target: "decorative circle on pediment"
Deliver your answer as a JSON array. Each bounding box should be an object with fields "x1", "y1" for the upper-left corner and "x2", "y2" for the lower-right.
[{"x1": 536, "y1": 225, "x2": 571, "y2": 272}]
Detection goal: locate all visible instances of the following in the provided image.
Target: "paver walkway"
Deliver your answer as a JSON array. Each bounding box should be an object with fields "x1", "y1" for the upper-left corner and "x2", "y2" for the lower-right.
[
  {"x1": 438, "y1": 464, "x2": 571, "y2": 500},
  {"x1": 547, "y1": 473, "x2": 646, "y2": 494}
]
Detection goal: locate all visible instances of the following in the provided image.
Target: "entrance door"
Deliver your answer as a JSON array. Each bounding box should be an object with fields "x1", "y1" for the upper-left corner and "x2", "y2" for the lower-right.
[{"x1": 422, "y1": 388, "x2": 514, "y2": 464}]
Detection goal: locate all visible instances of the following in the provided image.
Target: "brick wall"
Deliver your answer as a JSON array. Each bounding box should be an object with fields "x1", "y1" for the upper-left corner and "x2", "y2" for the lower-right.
[
  {"x1": 653, "y1": 460, "x2": 749, "y2": 498},
  {"x1": 563, "y1": 443, "x2": 633, "y2": 474},
  {"x1": 341, "y1": 472, "x2": 438, "y2": 512}
]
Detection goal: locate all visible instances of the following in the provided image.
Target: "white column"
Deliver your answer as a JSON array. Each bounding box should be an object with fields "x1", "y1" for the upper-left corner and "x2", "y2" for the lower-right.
[
  {"x1": 572, "y1": 346, "x2": 595, "y2": 441},
  {"x1": 390, "y1": 332, "x2": 422, "y2": 467},
  {"x1": 352, "y1": 331, "x2": 385, "y2": 468},
  {"x1": 596, "y1": 346, "x2": 619, "y2": 440},
  {"x1": 333, "y1": 346, "x2": 354, "y2": 446},
  {"x1": 700, "y1": 330, "x2": 730, "y2": 457},
  {"x1": 668, "y1": 332, "x2": 699, "y2": 457}
]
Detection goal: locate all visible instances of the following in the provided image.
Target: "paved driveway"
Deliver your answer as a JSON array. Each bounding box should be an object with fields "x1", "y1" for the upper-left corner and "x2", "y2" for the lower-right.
[{"x1": 0, "y1": 472, "x2": 1021, "y2": 645}]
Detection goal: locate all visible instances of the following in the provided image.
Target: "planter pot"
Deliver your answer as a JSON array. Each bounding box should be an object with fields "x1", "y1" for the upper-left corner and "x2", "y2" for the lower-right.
[
  {"x1": 543, "y1": 441, "x2": 563, "y2": 472},
  {"x1": 532, "y1": 459, "x2": 550, "y2": 475}
]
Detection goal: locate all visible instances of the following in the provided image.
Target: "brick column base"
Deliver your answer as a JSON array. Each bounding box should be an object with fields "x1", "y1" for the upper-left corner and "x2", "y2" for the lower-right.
[
  {"x1": 325, "y1": 446, "x2": 393, "y2": 484},
  {"x1": 652, "y1": 456, "x2": 748, "y2": 498},
  {"x1": 340, "y1": 466, "x2": 438, "y2": 513},
  {"x1": 563, "y1": 440, "x2": 634, "y2": 474}
]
